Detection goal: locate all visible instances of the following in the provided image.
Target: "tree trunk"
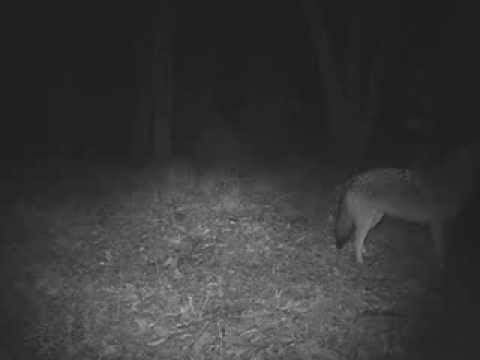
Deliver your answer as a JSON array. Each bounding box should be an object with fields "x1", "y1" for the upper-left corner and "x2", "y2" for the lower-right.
[
  {"x1": 131, "y1": 83, "x2": 152, "y2": 160},
  {"x1": 300, "y1": 0, "x2": 377, "y2": 168},
  {"x1": 131, "y1": 3, "x2": 174, "y2": 164},
  {"x1": 151, "y1": 29, "x2": 173, "y2": 163}
]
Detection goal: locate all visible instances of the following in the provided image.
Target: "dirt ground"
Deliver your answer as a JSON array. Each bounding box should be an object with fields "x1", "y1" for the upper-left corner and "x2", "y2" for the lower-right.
[{"x1": 1, "y1": 157, "x2": 478, "y2": 359}]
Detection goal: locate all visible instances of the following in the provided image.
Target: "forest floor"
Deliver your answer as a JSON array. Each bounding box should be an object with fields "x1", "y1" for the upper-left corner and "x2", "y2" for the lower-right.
[{"x1": 1, "y1": 156, "x2": 478, "y2": 359}]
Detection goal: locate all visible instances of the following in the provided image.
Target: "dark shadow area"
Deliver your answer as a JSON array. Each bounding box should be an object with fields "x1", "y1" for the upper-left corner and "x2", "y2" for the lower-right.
[{"x1": 406, "y1": 186, "x2": 480, "y2": 359}]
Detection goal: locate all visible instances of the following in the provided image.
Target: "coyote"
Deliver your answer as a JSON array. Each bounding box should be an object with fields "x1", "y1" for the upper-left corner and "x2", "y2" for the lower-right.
[{"x1": 335, "y1": 143, "x2": 478, "y2": 266}]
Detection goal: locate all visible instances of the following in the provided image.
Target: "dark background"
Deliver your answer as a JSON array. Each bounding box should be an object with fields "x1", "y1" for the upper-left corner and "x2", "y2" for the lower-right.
[{"x1": 5, "y1": 0, "x2": 477, "y2": 163}]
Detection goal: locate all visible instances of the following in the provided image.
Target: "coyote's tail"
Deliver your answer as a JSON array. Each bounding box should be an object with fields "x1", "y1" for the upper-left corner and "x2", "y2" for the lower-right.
[{"x1": 335, "y1": 193, "x2": 355, "y2": 249}]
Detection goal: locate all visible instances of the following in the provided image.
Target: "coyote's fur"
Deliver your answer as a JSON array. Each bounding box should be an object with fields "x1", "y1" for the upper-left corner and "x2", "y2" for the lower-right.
[{"x1": 335, "y1": 143, "x2": 478, "y2": 266}]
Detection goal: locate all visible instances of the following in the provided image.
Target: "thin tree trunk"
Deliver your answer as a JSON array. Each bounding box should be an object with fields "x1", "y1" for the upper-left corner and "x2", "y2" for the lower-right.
[
  {"x1": 131, "y1": 83, "x2": 152, "y2": 160},
  {"x1": 300, "y1": 0, "x2": 376, "y2": 167},
  {"x1": 151, "y1": 29, "x2": 173, "y2": 163},
  {"x1": 132, "y1": 3, "x2": 174, "y2": 163}
]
